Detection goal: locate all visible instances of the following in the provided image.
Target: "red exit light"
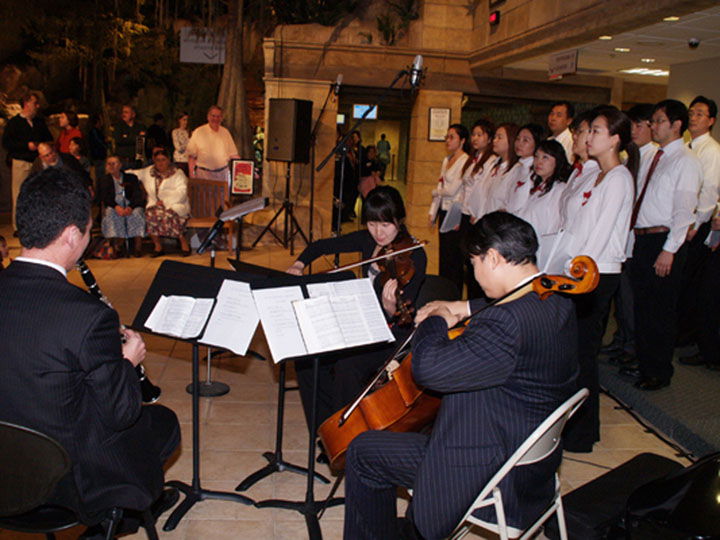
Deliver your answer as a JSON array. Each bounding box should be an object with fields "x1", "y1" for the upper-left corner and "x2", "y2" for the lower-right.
[{"x1": 489, "y1": 10, "x2": 500, "y2": 26}]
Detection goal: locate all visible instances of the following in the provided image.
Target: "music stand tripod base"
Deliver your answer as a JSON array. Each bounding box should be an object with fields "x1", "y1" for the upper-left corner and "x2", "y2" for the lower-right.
[{"x1": 185, "y1": 381, "x2": 230, "y2": 397}]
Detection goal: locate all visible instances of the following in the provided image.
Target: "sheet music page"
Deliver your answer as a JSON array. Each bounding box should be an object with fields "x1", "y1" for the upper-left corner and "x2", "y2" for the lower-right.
[
  {"x1": 253, "y1": 286, "x2": 307, "y2": 363},
  {"x1": 144, "y1": 295, "x2": 168, "y2": 331},
  {"x1": 292, "y1": 296, "x2": 345, "y2": 354},
  {"x1": 322, "y1": 278, "x2": 395, "y2": 343},
  {"x1": 200, "y1": 280, "x2": 259, "y2": 355},
  {"x1": 145, "y1": 295, "x2": 201, "y2": 337},
  {"x1": 180, "y1": 298, "x2": 215, "y2": 338},
  {"x1": 329, "y1": 295, "x2": 373, "y2": 347}
]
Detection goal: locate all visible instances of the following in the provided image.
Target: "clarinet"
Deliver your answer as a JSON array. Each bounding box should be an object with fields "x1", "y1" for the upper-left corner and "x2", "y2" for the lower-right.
[{"x1": 76, "y1": 260, "x2": 162, "y2": 404}]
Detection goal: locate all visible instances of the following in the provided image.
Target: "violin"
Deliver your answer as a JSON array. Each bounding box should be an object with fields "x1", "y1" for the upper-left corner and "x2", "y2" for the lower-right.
[
  {"x1": 376, "y1": 232, "x2": 421, "y2": 327},
  {"x1": 317, "y1": 256, "x2": 599, "y2": 470}
]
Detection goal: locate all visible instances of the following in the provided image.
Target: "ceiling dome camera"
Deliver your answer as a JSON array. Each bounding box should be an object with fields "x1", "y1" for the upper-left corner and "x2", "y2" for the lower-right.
[{"x1": 688, "y1": 38, "x2": 700, "y2": 49}]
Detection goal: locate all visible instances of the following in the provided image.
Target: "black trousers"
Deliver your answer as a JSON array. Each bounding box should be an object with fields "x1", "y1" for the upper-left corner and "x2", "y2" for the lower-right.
[
  {"x1": 697, "y1": 246, "x2": 720, "y2": 366},
  {"x1": 676, "y1": 220, "x2": 712, "y2": 345},
  {"x1": 563, "y1": 273, "x2": 620, "y2": 452},
  {"x1": 629, "y1": 233, "x2": 687, "y2": 381},
  {"x1": 437, "y1": 209, "x2": 464, "y2": 295},
  {"x1": 344, "y1": 431, "x2": 427, "y2": 540},
  {"x1": 605, "y1": 263, "x2": 635, "y2": 355}
]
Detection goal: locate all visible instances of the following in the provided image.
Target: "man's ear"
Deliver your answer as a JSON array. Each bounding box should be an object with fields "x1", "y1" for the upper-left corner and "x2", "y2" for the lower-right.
[{"x1": 487, "y1": 247, "x2": 501, "y2": 269}]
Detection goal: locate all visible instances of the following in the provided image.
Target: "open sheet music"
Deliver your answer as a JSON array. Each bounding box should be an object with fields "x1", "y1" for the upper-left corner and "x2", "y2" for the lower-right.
[
  {"x1": 253, "y1": 278, "x2": 394, "y2": 363},
  {"x1": 144, "y1": 279, "x2": 260, "y2": 355}
]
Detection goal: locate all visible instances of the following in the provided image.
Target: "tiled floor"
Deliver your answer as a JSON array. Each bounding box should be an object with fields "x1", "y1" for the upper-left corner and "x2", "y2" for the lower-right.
[{"x1": 0, "y1": 223, "x2": 690, "y2": 540}]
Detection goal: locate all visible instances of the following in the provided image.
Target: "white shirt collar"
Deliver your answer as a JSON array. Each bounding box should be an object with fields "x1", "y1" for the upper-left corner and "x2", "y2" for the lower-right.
[
  {"x1": 14, "y1": 256, "x2": 67, "y2": 277},
  {"x1": 691, "y1": 132, "x2": 711, "y2": 144},
  {"x1": 660, "y1": 137, "x2": 684, "y2": 152}
]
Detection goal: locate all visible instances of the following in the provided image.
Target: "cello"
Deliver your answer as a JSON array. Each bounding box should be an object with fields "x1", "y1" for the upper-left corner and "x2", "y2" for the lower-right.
[{"x1": 318, "y1": 255, "x2": 600, "y2": 470}]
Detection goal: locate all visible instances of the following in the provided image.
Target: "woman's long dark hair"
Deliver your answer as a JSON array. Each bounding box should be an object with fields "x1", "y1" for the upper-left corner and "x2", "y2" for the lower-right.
[
  {"x1": 531, "y1": 139, "x2": 572, "y2": 195},
  {"x1": 589, "y1": 105, "x2": 640, "y2": 183},
  {"x1": 492, "y1": 123, "x2": 520, "y2": 175},
  {"x1": 448, "y1": 123, "x2": 471, "y2": 155},
  {"x1": 462, "y1": 118, "x2": 496, "y2": 176}
]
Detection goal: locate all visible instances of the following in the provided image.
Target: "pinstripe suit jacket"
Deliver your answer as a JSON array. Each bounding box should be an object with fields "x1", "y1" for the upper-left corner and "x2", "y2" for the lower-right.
[
  {"x1": 410, "y1": 291, "x2": 577, "y2": 538},
  {"x1": 0, "y1": 261, "x2": 164, "y2": 513}
]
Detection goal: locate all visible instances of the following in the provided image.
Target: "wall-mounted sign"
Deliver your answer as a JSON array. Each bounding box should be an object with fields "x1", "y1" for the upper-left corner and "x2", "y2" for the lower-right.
[
  {"x1": 180, "y1": 27, "x2": 226, "y2": 65},
  {"x1": 429, "y1": 108, "x2": 451, "y2": 141},
  {"x1": 548, "y1": 49, "x2": 578, "y2": 80}
]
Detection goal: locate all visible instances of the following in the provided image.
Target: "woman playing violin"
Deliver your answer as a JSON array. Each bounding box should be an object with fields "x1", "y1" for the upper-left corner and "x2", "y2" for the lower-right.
[{"x1": 287, "y1": 185, "x2": 427, "y2": 435}]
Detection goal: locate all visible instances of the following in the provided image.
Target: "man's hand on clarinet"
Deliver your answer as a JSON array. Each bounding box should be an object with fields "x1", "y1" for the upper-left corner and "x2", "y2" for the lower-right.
[{"x1": 122, "y1": 329, "x2": 146, "y2": 367}]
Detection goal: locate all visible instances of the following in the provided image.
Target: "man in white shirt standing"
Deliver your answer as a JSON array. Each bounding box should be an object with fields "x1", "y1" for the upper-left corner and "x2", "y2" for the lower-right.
[
  {"x1": 622, "y1": 99, "x2": 702, "y2": 390},
  {"x1": 547, "y1": 101, "x2": 575, "y2": 163},
  {"x1": 677, "y1": 96, "x2": 720, "y2": 364},
  {"x1": 186, "y1": 105, "x2": 240, "y2": 183},
  {"x1": 602, "y1": 104, "x2": 656, "y2": 364}
]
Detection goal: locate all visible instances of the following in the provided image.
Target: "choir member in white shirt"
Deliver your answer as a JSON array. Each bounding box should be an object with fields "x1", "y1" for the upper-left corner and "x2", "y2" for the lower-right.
[
  {"x1": 548, "y1": 101, "x2": 575, "y2": 163},
  {"x1": 623, "y1": 99, "x2": 702, "y2": 391},
  {"x1": 428, "y1": 124, "x2": 470, "y2": 291},
  {"x1": 460, "y1": 119, "x2": 495, "y2": 297},
  {"x1": 516, "y1": 139, "x2": 571, "y2": 267},
  {"x1": 502, "y1": 123, "x2": 544, "y2": 216},
  {"x1": 677, "y1": 96, "x2": 720, "y2": 350},
  {"x1": 557, "y1": 106, "x2": 636, "y2": 452},
  {"x1": 483, "y1": 123, "x2": 520, "y2": 214},
  {"x1": 600, "y1": 103, "x2": 656, "y2": 363}
]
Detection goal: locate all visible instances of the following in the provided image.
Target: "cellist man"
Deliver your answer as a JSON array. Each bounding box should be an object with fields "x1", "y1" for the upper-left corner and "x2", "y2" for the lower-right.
[{"x1": 343, "y1": 211, "x2": 578, "y2": 540}]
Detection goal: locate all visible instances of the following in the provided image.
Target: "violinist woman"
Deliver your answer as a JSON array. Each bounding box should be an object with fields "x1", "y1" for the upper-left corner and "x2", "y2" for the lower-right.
[{"x1": 287, "y1": 185, "x2": 427, "y2": 433}]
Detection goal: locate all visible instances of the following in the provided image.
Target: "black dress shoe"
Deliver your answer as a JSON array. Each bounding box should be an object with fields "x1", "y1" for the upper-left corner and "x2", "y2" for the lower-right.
[
  {"x1": 707, "y1": 363, "x2": 720, "y2": 372},
  {"x1": 619, "y1": 366, "x2": 641, "y2": 379},
  {"x1": 679, "y1": 353, "x2": 705, "y2": 367},
  {"x1": 634, "y1": 376, "x2": 670, "y2": 391},
  {"x1": 181, "y1": 249, "x2": 191, "y2": 257},
  {"x1": 150, "y1": 250, "x2": 165, "y2": 258}
]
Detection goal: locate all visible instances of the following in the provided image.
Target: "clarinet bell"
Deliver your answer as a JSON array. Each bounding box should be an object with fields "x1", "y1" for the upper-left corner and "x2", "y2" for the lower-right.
[{"x1": 136, "y1": 365, "x2": 162, "y2": 404}]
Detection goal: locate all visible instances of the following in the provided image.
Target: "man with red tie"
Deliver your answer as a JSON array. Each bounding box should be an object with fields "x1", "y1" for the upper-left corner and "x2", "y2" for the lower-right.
[{"x1": 622, "y1": 100, "x2": 702, "y2": 390}]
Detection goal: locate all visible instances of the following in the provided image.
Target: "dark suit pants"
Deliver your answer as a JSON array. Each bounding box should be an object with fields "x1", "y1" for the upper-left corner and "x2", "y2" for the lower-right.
[
  {"x1": 676, "y1": 220, "x2": 712, "y2": 345},
  {"x1": 629, "y1": 233, "x2": 687, "y2": 382},
  {"x1": 697, "y1": 246, "x2": 720, "y2": 366},
  {"x1": 606, "y1": 263, "x2": 635, "y2": 354},
  {"x1": 437, "y1": 209, "x2": 464, "y2": 294},
  {"x1": 344, "y1": 431, "x2": 427, "y2": 540},
  {"x1": 564, "y1": 273, "x2": 620, "y2": 452},
  {"x1": 143, "y1": 404, "x2": 181, "y2": 465}
]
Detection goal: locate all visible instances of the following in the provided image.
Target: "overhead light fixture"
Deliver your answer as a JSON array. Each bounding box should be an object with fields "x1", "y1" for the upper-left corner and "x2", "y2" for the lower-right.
[
  {"x1": 614, "y1": 47, "x2": 630, "y2": 53},
  {"x1": 598, "y1": 35, "x2": 613, "y2": 41},
  {"x1": 620, "y1": 67, "x2": 669, "y2": 77},
  {"x1": 641, "y1": 58, "x2": 656, "y2": 63},
  {"x1": 663, "y1": 16, "x2": 680, "y2": 22}
]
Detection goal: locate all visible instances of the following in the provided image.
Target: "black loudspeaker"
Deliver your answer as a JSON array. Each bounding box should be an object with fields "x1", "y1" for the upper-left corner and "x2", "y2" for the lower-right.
[{"x1": 266, "y1": 98, "x2": 313, "y2": 163}]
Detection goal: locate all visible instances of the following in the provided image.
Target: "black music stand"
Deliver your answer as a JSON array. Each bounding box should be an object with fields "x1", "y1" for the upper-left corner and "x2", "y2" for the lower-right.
[
  {"x1": 131, "y1": 260, "x2": 277, "y2": 530},
  {"x1": 233, "y1": 269, "x2": 360, "y2": 540}
]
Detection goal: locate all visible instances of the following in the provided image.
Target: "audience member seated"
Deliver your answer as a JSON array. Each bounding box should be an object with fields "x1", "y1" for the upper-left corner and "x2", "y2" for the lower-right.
[
  {"x1": 133, "y1": 148, "x2": 191, "y2": 257},
  {"x1": 33, "y1": 142, "x2": 93, "y2": 191},
  {"x1": 69, "y1": 136, "x2": 92, "y2": 174},
  {"x1": 97, "y1": 156, "x2": 146, "y2": 258}
]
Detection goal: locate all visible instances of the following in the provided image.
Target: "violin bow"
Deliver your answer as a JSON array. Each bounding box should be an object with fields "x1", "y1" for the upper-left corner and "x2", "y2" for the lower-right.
[{"x1": 327, "y1": 241, "x2": 427, "y2": 274}]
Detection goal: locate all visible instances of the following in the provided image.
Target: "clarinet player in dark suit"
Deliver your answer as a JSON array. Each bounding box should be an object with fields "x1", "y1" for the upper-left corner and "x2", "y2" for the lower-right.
[
  {"x1": 0, "y1": 167, "x2": 180, "y2": 538},
  {"x1": 343, "y1": 212, "x2": 578, "y2": 540}
]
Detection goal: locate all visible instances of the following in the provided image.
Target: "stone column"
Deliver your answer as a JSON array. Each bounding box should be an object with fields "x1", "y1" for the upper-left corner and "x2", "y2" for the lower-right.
[
  {"x1": 262, "y1": 77, "x2": 338, "y2": 240},
  {"x1": 405, "y1": 89, "x2": 464, "y2": 274}
]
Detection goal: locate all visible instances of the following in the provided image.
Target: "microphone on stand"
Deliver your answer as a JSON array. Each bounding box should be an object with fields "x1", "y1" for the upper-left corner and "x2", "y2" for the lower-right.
[
  {"x1": 332, "y1": 73, "x2": 343, "y2": 101},
  {"x1": 409, "y1": 55, "x2": 424, "y2": 88}
]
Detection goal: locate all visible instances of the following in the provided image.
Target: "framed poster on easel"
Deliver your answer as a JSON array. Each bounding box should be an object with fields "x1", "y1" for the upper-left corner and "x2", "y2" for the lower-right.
[{"x1": 230, "y1": 159, "x2": 254, "y2": 195}]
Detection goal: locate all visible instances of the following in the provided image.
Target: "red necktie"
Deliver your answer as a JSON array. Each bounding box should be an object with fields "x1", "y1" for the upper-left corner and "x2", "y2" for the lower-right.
[{"x1": 629, "y1": 149, "x2": 663, "y2": 229}]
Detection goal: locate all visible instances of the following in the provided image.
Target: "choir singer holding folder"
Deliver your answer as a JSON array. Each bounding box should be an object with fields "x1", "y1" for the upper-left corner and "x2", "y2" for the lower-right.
[{"x1": 286, "y1": 186, "x2": 427, "y2": 442}]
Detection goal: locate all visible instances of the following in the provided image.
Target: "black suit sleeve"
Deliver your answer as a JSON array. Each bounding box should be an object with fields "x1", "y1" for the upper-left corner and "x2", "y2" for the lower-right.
[
  {"x1": 79, "y1": 307, "x2": 142, "y2": 431},
  {"x1": 411, "y1": 306, "x2": 519, "y2": 393}
]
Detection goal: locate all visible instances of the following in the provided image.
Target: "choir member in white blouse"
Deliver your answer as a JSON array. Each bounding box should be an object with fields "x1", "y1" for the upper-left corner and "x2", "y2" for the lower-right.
[
  {"x1": 560, "y1": 106, "x2": 636, "y2": 452},
  {"x1": 428, "y1": 124, "x2": 470, "y2": 290},
  {"x1": 460, "y1": 119, "x2": 495, "y2": 297},
  {"x1": 481, "y1": 123, "x2": 519, "y2": 216},
  {"x1": 557, "y1": 111, "x2": 601, "y2": 230},
  {"x1": 503, "y1": 123, "x2": 544, "y2": 215},
  {"x1": 516, "y1": 139, "x2": 571, "y2": 266}
]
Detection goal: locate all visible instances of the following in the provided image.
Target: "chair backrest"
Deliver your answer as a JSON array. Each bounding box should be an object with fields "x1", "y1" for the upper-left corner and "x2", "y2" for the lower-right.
[
  {"x1": 474, "y1": 388, "x2": 589, "y2": 503},
  {"x1": 0, "y1": 421, "x2": 71, "y2": 517},
  {"x1": 415, "y1": 274, "x2": 461, "y2": 308},
  {"x1": 188, "y1": 177, "x2": 229, "y2": 219}
]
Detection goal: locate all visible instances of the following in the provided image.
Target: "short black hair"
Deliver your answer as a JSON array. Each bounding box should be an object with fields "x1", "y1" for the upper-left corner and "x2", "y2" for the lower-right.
[
  {"x1": 16, "y1": 168, "x2": 91, "y2": 249},
  {"x1": 570, "y1": 109, "x2": 595, "y2": 132},
  {"x1": 362, "y1": 185, "x2": 406, "y2": 225},
  {"x1": 466, "y1": 211, "x2": 538, "y2": 265},
  {"x1": 690, "y1": 95, "x2": 717, "y2": 120},
  {"x1": 654, "y1": 99, "x2": 689, "y2": 134},
  {"x1": 626, "y1": 103, "x2": 655, "y2": 123},
  {"x1": 551, "y1": 101, "x2": 575, "y2": 119}
]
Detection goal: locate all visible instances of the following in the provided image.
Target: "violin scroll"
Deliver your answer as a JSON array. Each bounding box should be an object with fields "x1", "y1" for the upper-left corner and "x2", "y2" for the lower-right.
[{"x1": 534, "y1": 255, "x2": 600, "y2": 299}]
